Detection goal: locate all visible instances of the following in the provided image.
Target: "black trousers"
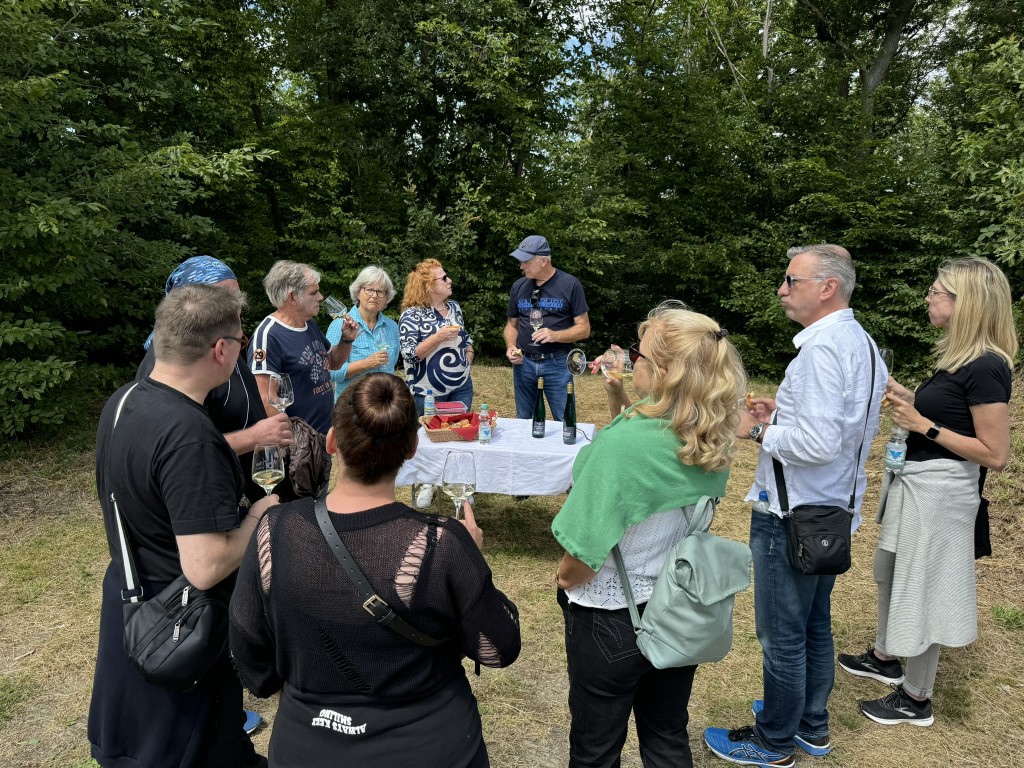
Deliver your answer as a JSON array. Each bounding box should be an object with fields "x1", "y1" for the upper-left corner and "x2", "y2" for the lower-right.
[{"x1": 558, "y1": 588, "x2": 697, "y2": 768}]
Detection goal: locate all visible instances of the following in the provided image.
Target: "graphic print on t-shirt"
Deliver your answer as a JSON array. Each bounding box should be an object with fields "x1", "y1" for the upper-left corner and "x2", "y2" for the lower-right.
[
  {"x1": 311, "y1": 708, "x2": 367, "y2": 735},
  {"x1": 518, "y1": 296, "x2": 566, "y2": 312},
  {"x1": 300, "y1": 340, "x2": 332, "y2": 396}
]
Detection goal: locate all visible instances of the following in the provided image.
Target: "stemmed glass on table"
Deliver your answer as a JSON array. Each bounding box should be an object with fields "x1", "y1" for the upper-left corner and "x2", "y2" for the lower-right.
[
  {"x1": 441, "y1": 452, "x2": 476, "y2": 520},
  {"x1": 269, "y1": 373, "x2": 294, "y2": 414},
  {"x1": 252, "y1": 444, "x2": 285, "y2": 496}
]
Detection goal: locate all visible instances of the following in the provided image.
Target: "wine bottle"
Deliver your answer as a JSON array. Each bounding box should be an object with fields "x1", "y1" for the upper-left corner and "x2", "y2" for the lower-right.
[
  {"x1": 562, "y1": 382, "x2": 577, "y2": 444},
  {"x1": 532, "y1": 377, "x2": 546, "y2": 438}
]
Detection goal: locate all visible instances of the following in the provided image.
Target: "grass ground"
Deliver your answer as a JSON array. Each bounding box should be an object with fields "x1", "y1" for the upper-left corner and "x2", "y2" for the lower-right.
[{"x1": 1, "y1": 363, "x2": 1022, "y2": 767}]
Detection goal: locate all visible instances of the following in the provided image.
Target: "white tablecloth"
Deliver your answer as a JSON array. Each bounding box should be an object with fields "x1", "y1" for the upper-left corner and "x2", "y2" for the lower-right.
[{"x1": 396, "y1": 419, "x2": 595, "y2": 496}]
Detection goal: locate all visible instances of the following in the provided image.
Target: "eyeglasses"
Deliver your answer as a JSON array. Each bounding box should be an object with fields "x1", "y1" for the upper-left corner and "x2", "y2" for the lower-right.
[
  {"x1": 531, "y1": 288, "x2": 541, "y2": 306},
  {"x1": 925, "y1": 287, "x2": 956, "y2": 299},
  {"x1": 433, "y1": 274, "x2": 451, "y2": 283},
  {"x1": 628, "y1": 344, "x2": 647, "y2": 365},
  {"x1": 784, "y1": 275, "x2": 828, "y2": 288},
  {"x1": 214, "y1": 333, "x2": 249, "y2": 349},
  {"x1": 361, "y1": 286, "x2": 388, "y2": 298}
]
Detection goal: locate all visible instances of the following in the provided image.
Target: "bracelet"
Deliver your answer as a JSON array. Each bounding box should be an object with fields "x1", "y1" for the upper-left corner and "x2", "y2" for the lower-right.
[{"x1": 340, "y1": 337, "x2": 355, "y2": 345}]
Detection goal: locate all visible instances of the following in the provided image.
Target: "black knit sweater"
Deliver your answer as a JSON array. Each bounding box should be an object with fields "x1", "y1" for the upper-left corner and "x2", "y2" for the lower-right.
[{"x1": 229, "y1": 499, "x2": 521, "y2": 700}]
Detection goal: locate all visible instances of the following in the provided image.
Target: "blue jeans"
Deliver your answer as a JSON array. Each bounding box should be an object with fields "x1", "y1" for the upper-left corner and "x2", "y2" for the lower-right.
[
  {"x1": 414, "y1": 377, "x2": 474, "y2": 417},
  {"x1": 558, "y1": 589, "x2": 696, "y2": 768},
  {"x1": 749, "y1": 511, "x2": 835, "y2": 753},
  {"x1": 513, "y1": 354, "x2": 570, "y2": 420}
]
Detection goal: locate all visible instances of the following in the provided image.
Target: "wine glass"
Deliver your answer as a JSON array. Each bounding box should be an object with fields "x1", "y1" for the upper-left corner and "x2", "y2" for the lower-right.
[
  {"x1": 529, "y1": 308, "x2": 543, "y2": 332},
  {"x1": 879, "y1": 348, "x2": 893, "y2": 373},
  {"x1": 599, "y1": 348, "x2": 633, "y2": 380},
  {"x1": 441, "y1": 452, "x2": 476, "y2": 520},
  {"x1": 252, "y1": 445, "x2": 285, "y2": 496},
  {"x1": 323, "y1": 296, "x2": 347, "y2": 320},
  {"x1": 269, "y1": 373, "x2": 294, "y2": 414}
]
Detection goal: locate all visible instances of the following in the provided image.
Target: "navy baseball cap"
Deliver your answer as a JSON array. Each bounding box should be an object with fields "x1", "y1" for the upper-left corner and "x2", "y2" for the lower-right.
[{"x1": 511, "y1": 235, "x2": 551, "y2": 262}]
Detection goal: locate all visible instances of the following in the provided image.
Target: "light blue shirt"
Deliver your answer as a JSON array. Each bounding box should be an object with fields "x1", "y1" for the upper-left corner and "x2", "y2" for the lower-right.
[{"x1": 326, "y1": 309, "x2": 400, "y2": 400}]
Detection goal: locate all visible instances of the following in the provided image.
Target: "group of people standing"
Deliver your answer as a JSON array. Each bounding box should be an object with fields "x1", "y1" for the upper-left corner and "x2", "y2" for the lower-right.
[{"x1": 88, "y1": 238, "x2": 1015, "y2": 768}]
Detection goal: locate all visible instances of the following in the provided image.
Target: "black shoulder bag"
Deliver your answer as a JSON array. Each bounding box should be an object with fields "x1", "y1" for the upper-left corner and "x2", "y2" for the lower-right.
[
  {"x1": 111, "y1": 384, "x2": 232, "y2": 692},
  {"x1": 771, "y1": 338, "x2": 877, "y2": 576},
  {"x1": 313, "y1": 495, "x2": 447, "y2": 647}
]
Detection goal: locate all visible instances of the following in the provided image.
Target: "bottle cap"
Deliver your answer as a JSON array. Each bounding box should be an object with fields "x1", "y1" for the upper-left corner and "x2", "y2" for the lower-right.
[{"x1": 481, "y1": 404, "x2": 488, "y2": 409}]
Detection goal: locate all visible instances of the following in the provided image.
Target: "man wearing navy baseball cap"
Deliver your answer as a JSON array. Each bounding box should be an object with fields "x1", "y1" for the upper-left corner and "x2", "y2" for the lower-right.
[{"x1": 503, "y1": 235, "x2": 590, "y2": 420}]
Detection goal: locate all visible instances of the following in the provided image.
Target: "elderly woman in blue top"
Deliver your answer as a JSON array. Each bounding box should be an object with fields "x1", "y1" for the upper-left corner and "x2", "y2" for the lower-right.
[
  {"x1": 326, "y1": 266, "x2": 401, "y2": 400},
  {"x1": 552, "y1": 301, "x2": 746, "y2": 768}
]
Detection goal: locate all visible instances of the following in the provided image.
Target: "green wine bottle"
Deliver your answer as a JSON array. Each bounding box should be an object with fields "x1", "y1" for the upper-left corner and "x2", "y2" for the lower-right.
[
  {"x1": 562, "y1": 381, "x2": 577, "y2": 445},
  {"x1": 532, "y1": 377, "x2": 546, "y2": 438}
]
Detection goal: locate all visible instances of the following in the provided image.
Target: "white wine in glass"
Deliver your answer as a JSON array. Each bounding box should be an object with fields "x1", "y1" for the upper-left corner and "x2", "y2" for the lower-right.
[
  {"x1": 323, "y1": 296, "x2": 347, "y2": 320},
  {"x1": 600, "y1": 348, "x2": 633, "y2": 380},
  {"x1": 269, "y1": 373, "x2": 294, "y2": 414},
  {"x1": 441, "y1": 452, "x2": 476, "y2": 520},
  {"x1": 529, "y1": 308, "x2": 543, "y2": 332},
  {"x1": 252, "y1": 445, "x2": 286, "y2": 496}
]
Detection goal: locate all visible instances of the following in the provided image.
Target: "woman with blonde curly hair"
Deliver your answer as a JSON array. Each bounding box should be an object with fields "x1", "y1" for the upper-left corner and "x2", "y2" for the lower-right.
[
  {"x1": 839, "y1": 256, "x2": 1017, "y2": 727},
  {"x1": 551, "y1": 301, "x2": 746, "y2": 767}
]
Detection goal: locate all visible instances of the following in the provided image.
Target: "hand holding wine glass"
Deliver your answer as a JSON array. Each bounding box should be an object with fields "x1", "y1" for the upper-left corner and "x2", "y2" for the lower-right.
[
  {"x1": 269, "y1": 373, "x2": 294, "y2": 414},
  {"x1": 441, "y1": 452, "x2": 476, "y2": 520},
  {"x1": 252, "y1": 445, "x2": 286, "y2": 496}
]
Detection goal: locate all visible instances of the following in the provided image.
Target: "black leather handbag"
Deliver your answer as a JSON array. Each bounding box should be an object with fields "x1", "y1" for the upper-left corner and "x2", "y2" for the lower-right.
[
  {"x1": 771, "y1": 336, "x2": 877, "y2": 576},
  {"x1": 108, "y1": 384, "x2": 231, "y2": 692}
]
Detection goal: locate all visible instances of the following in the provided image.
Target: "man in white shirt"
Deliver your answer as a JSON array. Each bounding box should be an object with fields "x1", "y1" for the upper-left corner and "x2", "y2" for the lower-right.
[{"x1": 704, "y1": 245, "x2": 886, "y2": 768}]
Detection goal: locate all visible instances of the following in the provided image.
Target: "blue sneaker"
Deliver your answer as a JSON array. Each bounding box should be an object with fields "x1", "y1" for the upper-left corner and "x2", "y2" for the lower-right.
[
  {"x1": 243, "y1": 709, "x2": 263, "y2": 734},
  {"x1": 703, "y1": 725, "x2": 795, "y2": 767},
  {"x1": 751, "y1": 700, "x2": 833, "y2": 756}
]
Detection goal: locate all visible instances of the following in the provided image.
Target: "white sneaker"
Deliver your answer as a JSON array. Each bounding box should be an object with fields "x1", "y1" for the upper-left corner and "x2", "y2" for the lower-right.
[{"x1": 414, "y1": 484, "x2": 435, "y2": 509}]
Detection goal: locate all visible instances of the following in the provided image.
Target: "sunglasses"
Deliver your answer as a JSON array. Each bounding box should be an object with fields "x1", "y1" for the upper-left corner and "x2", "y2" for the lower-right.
[
  {"x1": 628, "y1": 344, "x2": 646, "y2": 365},
  {"x1": 784, "y1": 275, "x2": 828, "y2": 288},
  {"x1": 434, "y1": 274, "x2": 451, "y2": 282}
]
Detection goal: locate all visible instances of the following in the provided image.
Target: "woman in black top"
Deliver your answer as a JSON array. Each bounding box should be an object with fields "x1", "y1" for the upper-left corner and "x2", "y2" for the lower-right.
[
  {"x1": 838, "y1": 257, "x2": 1016, "y2": 727},
  {"x1": 229, "y1": 373, "x2": 521, "y2": 768}
]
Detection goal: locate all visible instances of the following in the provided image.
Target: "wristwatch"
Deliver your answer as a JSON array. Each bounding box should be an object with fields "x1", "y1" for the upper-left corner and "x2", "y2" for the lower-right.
[
  {"x1": 925, "y1": 423, "x2": 941, "y2": 440},
  {"x1": 749, "y1": 423, "x2": 766, "y2": 443}
]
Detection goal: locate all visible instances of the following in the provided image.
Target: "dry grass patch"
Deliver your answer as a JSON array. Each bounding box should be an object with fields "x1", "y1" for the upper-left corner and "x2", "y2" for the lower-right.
[{"x1": 0, "y1": 365, "x2": 1022, "y2": 767}]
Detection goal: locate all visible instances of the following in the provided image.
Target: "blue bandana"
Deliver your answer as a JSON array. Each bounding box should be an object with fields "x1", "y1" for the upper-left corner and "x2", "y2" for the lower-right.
[{"x1": 144, "y1": 256, "x2": 237, "y2": 349}]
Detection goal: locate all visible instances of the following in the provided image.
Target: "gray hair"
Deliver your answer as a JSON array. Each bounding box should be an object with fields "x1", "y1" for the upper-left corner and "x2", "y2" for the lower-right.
[
  {"x1": 349, "y1": 265, "x2": 396, "y2": 306},
  {"x1": 154, "y1": 284, "x2": 246, "y2": 365},
  {"x1": 263, "y1": 260, "x2": 321, "y2": 308},
  {"x1": 787, "y1": 244, "x2": 856, "y2": 300}
]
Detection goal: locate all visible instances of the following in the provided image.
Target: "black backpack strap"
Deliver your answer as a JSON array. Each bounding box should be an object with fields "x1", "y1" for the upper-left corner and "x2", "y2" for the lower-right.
[{"x1": 313, "y1": 495, "x2": 447, "y2": 648}]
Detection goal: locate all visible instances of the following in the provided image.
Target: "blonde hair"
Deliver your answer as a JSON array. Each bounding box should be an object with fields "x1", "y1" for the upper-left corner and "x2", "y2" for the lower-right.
[
  {"x1": 933, "y1": 257, "x2": 1017, "y2": 373},
  {"x1": 400, "y1": 259, "x2": 443, "y2": 311},
  {"x1": 627, "y1": 301, "x2": 747, "y2": 472}
]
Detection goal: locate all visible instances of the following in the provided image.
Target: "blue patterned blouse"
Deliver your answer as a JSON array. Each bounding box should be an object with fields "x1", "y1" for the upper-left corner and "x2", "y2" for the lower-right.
[{"x1": 399, "y1": 302, "x2": 474, "y2": 397}]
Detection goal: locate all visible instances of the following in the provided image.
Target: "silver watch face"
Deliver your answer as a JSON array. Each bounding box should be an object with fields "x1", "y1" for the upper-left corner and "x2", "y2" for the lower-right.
[{"x1": 749, "y1": 424, "x2": 763, "y2": 440}]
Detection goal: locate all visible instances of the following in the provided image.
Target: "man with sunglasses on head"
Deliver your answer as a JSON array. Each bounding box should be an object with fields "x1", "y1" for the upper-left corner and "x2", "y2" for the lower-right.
[
  {"x1": 704, "y1": 244, "x2": 886, "y2": 768},
  {"x1": 504, "y1": 235, "x2": 590, "y2": 421}
]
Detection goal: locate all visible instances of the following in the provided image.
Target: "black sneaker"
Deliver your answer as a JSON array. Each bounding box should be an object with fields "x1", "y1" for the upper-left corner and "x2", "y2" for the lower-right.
[
  {"x1": 859, "y1": 685, "x2": 934, "y2": 726},
  {"x1": 838, "y1": 648, "x2": 905, "y2": 685}
]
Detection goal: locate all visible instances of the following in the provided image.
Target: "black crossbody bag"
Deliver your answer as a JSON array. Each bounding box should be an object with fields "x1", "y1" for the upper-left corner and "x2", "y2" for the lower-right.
[{"x1": 771, "y1": 338, "x2": 876, "y2": 576}]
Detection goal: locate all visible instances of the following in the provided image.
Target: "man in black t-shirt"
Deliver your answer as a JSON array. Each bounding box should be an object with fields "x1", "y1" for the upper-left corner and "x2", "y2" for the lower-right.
[
  {"x1": 89, "y1": 285, "x2": 276, "y2": 768},
  {"x1": 503, "y1": 235, "x2": 590, "y2": 420}
]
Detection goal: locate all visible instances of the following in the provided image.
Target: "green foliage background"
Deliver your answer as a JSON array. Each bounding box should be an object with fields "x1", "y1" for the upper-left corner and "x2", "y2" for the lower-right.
[{"x1": 2, "y1": 0, "x2": 1022, "y2": 437}]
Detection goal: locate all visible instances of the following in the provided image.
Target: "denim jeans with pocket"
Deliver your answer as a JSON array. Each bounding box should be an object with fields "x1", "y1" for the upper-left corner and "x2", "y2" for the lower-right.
[
  {"x1": 558, "y1": 588, "x2": 696, "y2": 768},
  {"x1": 750, "y1": 510, "x2": 835, "y2": 753},
  {"x1": 513, "y1": 354, "x2": 570, "y2": 420}
]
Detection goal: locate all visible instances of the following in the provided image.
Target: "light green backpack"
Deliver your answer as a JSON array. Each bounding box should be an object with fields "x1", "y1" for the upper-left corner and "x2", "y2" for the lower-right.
[{"x1": 612, "y1": 496, "x2": 752, "y2": 669}]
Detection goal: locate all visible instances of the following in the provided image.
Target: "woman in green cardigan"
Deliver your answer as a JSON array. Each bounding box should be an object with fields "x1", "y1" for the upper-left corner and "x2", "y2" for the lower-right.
[{"x1": 552, "y1": 301, "x2": 746, "y2": 768}]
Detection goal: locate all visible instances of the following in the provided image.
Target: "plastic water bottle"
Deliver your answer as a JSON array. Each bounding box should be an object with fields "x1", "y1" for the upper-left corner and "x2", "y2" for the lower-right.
[
  {"x1": 479, "y1": 404, "x2": 491, "y2": 444},
  {"x1": 753, "y1": 490, "x2": 770, "y2": 514},
  {"x1": 884, "y1": 427, "x2": 909, "y2": 473},
  {"x1": 424, "y1": 389, "x2": 435, "y2": 417}
]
